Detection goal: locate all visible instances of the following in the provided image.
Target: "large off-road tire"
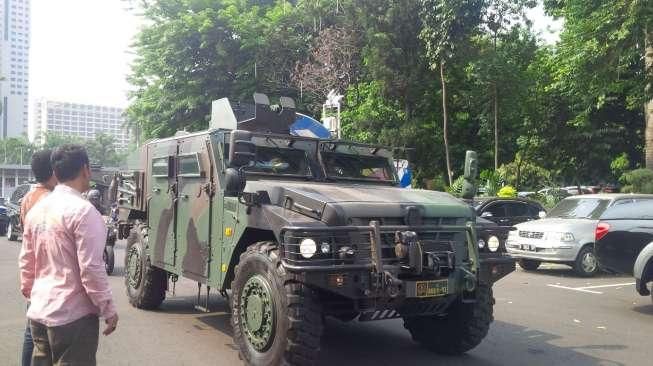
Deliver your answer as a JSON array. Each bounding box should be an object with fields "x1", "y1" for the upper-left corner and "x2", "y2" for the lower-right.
[
  {"x1": 104, "y1": 246, "x2": 115, "y2": 275},
  {"x1": 231, "y1": 242, "x2": 323, "y2": 366},
  {"x1": 7, "y1": 220, "x2": 18, "y2": 241},
  {"x1": 124, "y1": 225, "x2": 167, "y2": 309},
  {"x1": 518, "y1": 259, "x2": 541, "y2": 271},
  {"x1": 403, "y1": 284, "x2": 494, "y2": 355},
  {"x1": 573, "y1": 245, "x2": 599, "y2": 277}
]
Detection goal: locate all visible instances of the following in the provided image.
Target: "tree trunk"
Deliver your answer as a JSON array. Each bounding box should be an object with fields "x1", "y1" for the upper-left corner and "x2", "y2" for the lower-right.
[
  {"x1": 440, "y1": 61, "x2": 453, "y2": 186},
  {"x1": 494, "y1": 82, "x2": 499, "y2": 170},
  {"x1": 645, "y1": 24, "x2": 653, "y2": 169}
]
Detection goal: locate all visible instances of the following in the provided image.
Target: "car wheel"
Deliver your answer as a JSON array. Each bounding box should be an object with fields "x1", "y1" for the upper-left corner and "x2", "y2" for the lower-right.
[
  {"x1": 573, "y1": 246, "x2": 599, "y2": 277},
  {"x1": 518, "y1": 259, "x2": 541, "y2": 271}
]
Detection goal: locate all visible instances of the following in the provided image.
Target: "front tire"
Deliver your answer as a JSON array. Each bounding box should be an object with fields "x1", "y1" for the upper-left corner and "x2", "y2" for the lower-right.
[
  {"x1": 518, "y1": 259, "x2": 541, "y2": 271},
  {"x1": 231, "y1": 242, "x2": 323, "y2": 366},
  {"x1": 573, "y1": 246, "x2": 599, "y2": 277},
  {"x1": 124, "y1": 225, "x2": 167, "y2": 309},
  {"x1": 403, "y1": 284, "x2": 494, "y2": 355}
]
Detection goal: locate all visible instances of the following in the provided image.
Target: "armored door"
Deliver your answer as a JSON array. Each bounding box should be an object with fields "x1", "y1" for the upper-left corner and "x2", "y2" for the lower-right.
[
  {"x1": 176, "y1": 137, "x2": 213, "y2": 280},
  {"x1": 147, "y1": 140, "x2": 178, "y2": 268}
]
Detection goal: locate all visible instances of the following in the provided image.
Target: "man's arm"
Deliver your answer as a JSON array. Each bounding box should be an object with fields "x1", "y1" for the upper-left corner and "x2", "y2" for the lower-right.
[
  {"x1": 74, "y1": 205, "x2": 117, "y2": 321},
  {"x1": 18, "y1": 221, "x2": 35, "y2": 299}
]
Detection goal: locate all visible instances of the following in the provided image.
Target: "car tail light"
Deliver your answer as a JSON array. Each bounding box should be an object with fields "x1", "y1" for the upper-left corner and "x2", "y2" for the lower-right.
[{"x1": 595, "y1": 222, "x2": 611, "y2": 242}]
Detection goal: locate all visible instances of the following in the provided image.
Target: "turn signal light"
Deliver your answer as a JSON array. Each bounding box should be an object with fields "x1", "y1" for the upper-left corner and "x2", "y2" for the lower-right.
[{"x1": 595, "y1": 222, "x2": 611, "y2": 242}]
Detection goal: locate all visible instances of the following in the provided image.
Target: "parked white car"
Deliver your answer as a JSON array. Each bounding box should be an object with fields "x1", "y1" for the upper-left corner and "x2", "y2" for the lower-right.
[{"x1": 506, "y1": 194, "x2": 653, "y2": 276}]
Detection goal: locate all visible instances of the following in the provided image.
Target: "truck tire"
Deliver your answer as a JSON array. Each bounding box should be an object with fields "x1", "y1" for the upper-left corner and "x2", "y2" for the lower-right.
[
  {"x1": 231, "y1": 242, "x2": 323, "y2": 366},
  {"x1": 124, "y1": 225, "x2": 167, "y2": 309},
  {"x1": 573, "y1": 245, "x2": 599, "y2": 277},
  {"x1": 7, "y1": 220, "x2": 18, "y2": 241},
  {"x1": 403, "y1": 284, "x2": 494, "y2": 355},
  {"x1": 104, "y1": 246, "x2": 115, "y2": 275},
  {"x1": 518, "y1": 259, "x2": 541, "y2": 271}
]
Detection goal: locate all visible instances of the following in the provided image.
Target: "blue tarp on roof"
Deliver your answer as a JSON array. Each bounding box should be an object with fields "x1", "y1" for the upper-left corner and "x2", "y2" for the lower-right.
[{"x1": 290, "y1": 113, "x2": 331, "y2": 139}]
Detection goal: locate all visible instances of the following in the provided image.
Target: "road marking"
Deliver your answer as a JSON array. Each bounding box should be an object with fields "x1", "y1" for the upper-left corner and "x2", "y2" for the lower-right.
[
  {"x1": 546, "y1": 282, "x2": 635, "y2": 295},
  {"x1": 577, "y1": 282, "x2": 635, "y2": 290},
  {"x1": 546, "y1": 284, "x2": 603, "y2": 294}
]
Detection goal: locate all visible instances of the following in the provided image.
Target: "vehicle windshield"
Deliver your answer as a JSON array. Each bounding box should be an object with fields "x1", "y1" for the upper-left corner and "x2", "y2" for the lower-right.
[
  {"x1": 244, "y1": 146, "x2": 312, "y2": 177},
  {"x1": 547, "y1": 198, "x2": 611, "y2": 220},
  {"x1": 321, "y1": 151, "x2": 395, "y2": 182}
]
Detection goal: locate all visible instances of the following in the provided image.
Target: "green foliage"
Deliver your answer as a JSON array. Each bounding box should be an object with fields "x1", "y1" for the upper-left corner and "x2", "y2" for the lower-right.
[
  {"x1": 497, "y1": 185, "x2": 517, "y2": 197},
  {"x1": 447, "y1": 175, "x2": 466, "y2": 197},
  {"x1": 528, "y1": 192, "x2": 566, "y2": 210},
  {"x1": 620, "y1": 169, "x2": 653, "y2": 194},
  {"x1": 479, "y1": 169, "x2": 501, "y2": 196},
  {"x1": 497, "y1": 158, "x2": 552, "y2": 191},
  {"x1": 610, "y1": 153, "x2": 630, "y2": 179}
]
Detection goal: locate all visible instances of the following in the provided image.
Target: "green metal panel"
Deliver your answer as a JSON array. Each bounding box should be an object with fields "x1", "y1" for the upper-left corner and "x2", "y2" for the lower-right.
[
  {"x1": 147, "y1": 140, "x2": 178, "y2": 268},
  {"x1": 176, "y1": 136, "x2": 213, "y2": 280}
]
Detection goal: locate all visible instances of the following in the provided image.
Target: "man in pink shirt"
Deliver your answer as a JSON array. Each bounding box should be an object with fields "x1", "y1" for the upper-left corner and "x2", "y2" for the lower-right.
[{"x1": 19, "y1": 145, "x2": 118, "y2": 366}]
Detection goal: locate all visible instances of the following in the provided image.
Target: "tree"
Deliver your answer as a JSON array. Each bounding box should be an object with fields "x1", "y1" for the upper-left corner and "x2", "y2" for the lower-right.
[{"x1": 419, "y1": 0, "x2": 484, "y2": 185}]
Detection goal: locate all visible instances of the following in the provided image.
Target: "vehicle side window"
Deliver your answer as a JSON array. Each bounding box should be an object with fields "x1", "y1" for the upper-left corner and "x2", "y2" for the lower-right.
[
  {"x1": 506, "y1": 202, "x2": 529, "y2": 217},
  {"x1": 178, "y1": 154, "x2": 201, "y2": 176},
  {"x1": 526, "y1": 204, "x2": 541, "y2": 216},
  {"x1": 152, "y1": 157, "x2": 169, "y2": 177},
  {"x1": 484, "y1": 202, "x2": 507, "y2": 217}
]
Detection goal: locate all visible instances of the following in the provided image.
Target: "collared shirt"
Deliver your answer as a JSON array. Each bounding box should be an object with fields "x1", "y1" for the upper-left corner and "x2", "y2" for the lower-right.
[
  {"x1": 20, "y1": 183, "x2": 51, "y2": 225},
  {"x1": 19, "y1": 184, "x2": 116, "y2": 327}
]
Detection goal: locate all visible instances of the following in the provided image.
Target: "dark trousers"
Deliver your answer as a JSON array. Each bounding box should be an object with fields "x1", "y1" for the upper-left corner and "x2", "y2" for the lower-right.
[
  {"x1": 30, "y1": 314, "x2": 99, "y2": 366},
  {"x1": 21, "y1": 318, "x2": 33, "y2": 366}
]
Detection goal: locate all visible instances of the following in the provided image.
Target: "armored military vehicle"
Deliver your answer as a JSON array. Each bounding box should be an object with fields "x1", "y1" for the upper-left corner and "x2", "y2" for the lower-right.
[{"x1": 112, "y1": 94, "x2": 514, "y2": 365}]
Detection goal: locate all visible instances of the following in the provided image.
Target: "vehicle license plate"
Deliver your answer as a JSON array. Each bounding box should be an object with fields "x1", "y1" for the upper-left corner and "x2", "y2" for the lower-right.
[{"x1": 415, "y1": 279, "x2": 448, "y2": 298}]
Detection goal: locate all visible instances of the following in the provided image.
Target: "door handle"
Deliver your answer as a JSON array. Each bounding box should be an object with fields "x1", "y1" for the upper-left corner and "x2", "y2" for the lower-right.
[
  {"x1": 181, "y1": 194, "x2": 189, "y2": 200},
  {"x1": 153, "y1": 188, "x2": 161, "y2": 193}
]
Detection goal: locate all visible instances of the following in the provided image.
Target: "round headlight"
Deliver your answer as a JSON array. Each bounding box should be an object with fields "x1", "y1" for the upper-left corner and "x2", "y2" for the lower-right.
[
  {"x1": 487, "y1": 236, "x2": 500, "y2": 252},
  {"x1": 477, "y1": 238, "x2": 486, "y2": 249},
  {"x1": 300, "y1": 238, "x2": 317, "y2": 258}
]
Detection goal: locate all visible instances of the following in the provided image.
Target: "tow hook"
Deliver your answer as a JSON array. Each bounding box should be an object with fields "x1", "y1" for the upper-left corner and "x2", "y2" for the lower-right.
[
  {"x1": 460, "y1": 266, "x2": 477, "y2": 292},
  {"x1": 383, "y1": 271, "x2": 403, "y2": 298}
]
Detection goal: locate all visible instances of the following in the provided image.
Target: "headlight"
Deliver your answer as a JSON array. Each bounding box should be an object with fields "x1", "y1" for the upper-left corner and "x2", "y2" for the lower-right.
[
  {"x1": 487, "y1": 236, "x2": 500, "y2": 252},
  {"x1": 299, "y1": 238, "x2": 317, "y2": 258},
  {"x1": 547, "y1": 232, "x2": 575, "y2": 242},
  {"x1": 477, "y1": 238, "x2": 487, "y2": 249}
]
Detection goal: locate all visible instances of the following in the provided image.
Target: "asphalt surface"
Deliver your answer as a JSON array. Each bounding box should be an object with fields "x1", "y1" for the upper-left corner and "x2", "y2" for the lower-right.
[{"x1": 2, "y1": 237, "x2": 652, "y2": 366}]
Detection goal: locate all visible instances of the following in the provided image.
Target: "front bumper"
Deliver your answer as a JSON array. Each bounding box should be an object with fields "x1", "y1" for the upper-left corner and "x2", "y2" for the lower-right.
[
  {"x1": 280, "y1": 221, "x2": 479, "y2": 313},
  {"x1": 506, "y1": 240, "x2": 580, "y2": 262}
]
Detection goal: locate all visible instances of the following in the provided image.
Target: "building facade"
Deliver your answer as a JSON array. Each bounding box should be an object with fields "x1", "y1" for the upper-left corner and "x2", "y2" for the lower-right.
[
  {"x1": 30, "y1": 99, "x2": 131, "y2": 150},
  {"x1": 0, "y1": 0, "x2": 30, "y2": 138}
]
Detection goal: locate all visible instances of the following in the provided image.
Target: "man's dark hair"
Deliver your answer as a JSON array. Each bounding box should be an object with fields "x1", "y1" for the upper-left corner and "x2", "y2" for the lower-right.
[
  {"x1": 31, "y1": 149, "x2": 54, "y2": 183},
  {"x1": 51, "y1": 145, "x2": 90, "y2": 182}
]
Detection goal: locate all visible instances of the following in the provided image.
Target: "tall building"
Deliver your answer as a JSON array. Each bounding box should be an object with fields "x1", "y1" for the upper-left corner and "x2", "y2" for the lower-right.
[
  {"x1": 0, "y1": 0, "x2": 30, "y2": 138},
  {"x1": 30, "y1": 99, "x2": 131, "y2": 150}
]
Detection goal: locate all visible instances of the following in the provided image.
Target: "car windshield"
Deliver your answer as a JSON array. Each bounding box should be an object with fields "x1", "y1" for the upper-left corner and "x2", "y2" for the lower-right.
[
  {"x1": 244, "y1": 146, "x2": 312, "y2": 177},
  {"x1": 321, "y1": 151, "x2": 395, "y2": 182},
  {"x1": 547, "y1": 198, "x2": 611, "y2": 219}
]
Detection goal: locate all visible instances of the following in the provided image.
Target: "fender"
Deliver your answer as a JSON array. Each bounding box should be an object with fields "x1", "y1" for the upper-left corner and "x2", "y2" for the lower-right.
[{"x1": 633, "y1": 241, "x2": 653, "y2": 296}]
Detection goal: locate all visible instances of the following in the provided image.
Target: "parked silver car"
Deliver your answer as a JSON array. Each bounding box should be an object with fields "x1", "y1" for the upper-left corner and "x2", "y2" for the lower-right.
[{"x1": 506, "y1": 194, "x2": 653, "y2": 276}]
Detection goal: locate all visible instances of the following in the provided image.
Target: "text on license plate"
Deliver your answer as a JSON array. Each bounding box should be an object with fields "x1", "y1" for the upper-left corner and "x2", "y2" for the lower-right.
[{"x1": 415, "y1": 280, "x2": 448, "y2": 298}]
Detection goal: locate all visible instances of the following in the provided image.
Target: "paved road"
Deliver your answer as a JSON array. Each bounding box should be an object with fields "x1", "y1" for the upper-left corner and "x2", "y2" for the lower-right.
[{"x1": 2, "y1": 237, "x2": 651, "y2": 366}]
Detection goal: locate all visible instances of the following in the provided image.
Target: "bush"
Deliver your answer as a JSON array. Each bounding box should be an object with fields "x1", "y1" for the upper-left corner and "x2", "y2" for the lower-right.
[
  {"x1": 446, "y1": 176, "x2": 466, "y2": 197},
  {"x1": 497, "y1": 158, "x2": 553, "y2": 190},
  {"x1": 479, "y1": 170, "x2": 502, "y2": 197},
  {"x1": 528, "y1": 192, "x2": 566, "y2": 210},
  {"x1": 620, "y1": 169, "x2": 653, "y2": 193},
  {"x1": 497, "y1": 186, "x2": 517, "y2": 198}
]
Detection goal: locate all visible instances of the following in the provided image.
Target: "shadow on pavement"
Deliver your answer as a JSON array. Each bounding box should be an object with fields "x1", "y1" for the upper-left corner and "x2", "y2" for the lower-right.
[
  {"x1": 318, "y1": 319, "x2": 626, "y2": 366},
  {"x1": 524, "y1": 267, "x2": 627, "y2": 280},
  {"x1": 631, "y1": 304, "x2": 653, "y2": 315}
]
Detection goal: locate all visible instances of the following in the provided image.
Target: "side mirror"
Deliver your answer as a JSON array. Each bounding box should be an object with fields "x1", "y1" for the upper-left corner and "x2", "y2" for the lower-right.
[
  {"x1": 480, "y1": 211, "x2": 493, "y2": 218},
  {"x1": 538, "y1": 211, "x2": 547, "y2": 219},
  {"x1": 229, "y1": 130, "x2": 256, "y2": 168},
  {"x1": 461, "y1": 150, "x2": 478, "y2": 200},
  {"x1": 225, "y1": 168, "x2": 246, "y2": 197}
]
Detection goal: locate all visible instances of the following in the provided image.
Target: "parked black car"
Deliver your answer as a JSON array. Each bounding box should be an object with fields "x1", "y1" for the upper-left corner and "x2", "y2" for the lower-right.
[
  {"x1": 473, "y1": 197, "x2": 545, "y2": 227},
  {"x1": 5, "y1": 184, "x2": 33, "y2": 241},
  {"x1": 0, "y1": 204, "x2": 9, "y2": 235},
  {"x1": 595, "y1": 200, "x2": 653, "y2": 303}
]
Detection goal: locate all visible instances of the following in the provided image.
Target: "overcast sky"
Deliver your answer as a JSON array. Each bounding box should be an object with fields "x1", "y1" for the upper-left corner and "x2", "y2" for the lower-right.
[{"x1": 28, "y1": 1, "x2": 562, "y2": 109}]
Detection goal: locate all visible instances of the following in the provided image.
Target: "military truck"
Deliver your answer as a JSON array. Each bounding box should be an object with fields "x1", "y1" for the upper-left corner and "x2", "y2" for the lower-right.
[{"x1": 112, "y1": 94, "x2": 515, "y2": 365}]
